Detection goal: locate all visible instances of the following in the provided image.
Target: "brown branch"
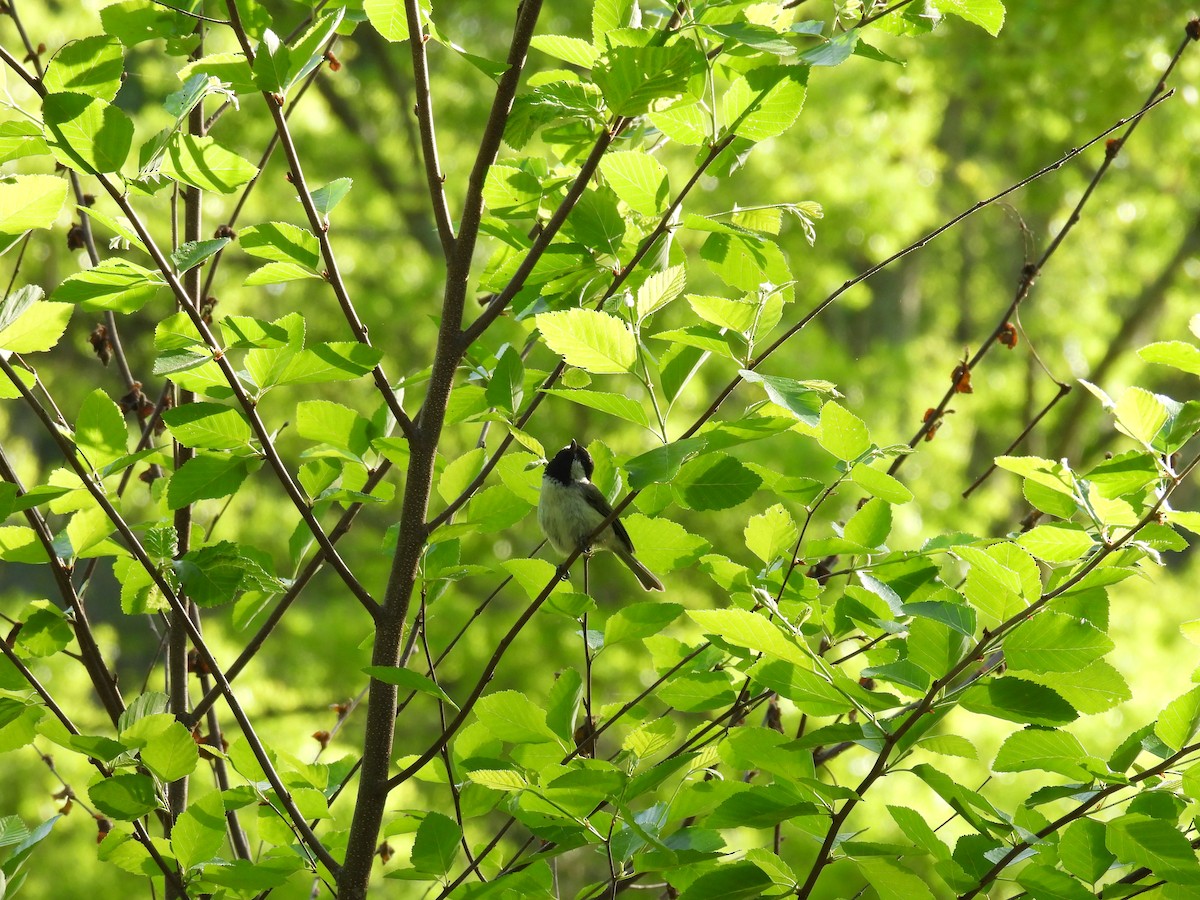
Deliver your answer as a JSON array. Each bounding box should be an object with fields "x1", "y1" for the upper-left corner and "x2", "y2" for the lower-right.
[
  {"x1": 339, "y1": 3, "x2": 544, "y2": 896},
  {"x1": 890, "y1": 35, "x2": 1189, "y2": 470},
  {"x1": 0, "y1": 446, "x2": 126, "y2": 725},
  {"x1": 0, "y1": 355, "x2": 341, "y2": 876},
  {"x1": 403, "y1": 0, "x2": 455, "y2": 258}
]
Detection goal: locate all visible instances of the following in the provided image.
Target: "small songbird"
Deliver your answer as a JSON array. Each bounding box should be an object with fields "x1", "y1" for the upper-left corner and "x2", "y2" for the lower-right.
[{"x1": 539, "y1": 440, "x2": 665, "y2": 592}]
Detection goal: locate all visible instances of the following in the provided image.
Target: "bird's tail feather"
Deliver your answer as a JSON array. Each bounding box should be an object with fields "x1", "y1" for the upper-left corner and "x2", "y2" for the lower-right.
[{"x1": 616, "y1": 547, "x2": 665, "y2": 592}]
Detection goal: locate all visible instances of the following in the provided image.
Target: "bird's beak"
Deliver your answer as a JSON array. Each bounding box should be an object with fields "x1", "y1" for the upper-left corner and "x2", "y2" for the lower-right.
[{"x1": 568, "y1": 439, "x2": 578, "y2": 452}]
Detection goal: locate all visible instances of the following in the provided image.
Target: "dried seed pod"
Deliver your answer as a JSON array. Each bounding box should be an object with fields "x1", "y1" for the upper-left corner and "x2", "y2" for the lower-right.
[
  {"x1": 998, "y1": 322, "x2": 1018, "y2": 349},
  {"x1": 88, "y1": 324, "x2": 112, "y2": 366}
]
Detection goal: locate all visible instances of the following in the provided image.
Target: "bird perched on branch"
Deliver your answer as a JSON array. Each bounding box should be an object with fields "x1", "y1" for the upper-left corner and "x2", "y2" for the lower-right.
[{"x1": 539, "y1": 440, "x2": 664, "y2": 592}]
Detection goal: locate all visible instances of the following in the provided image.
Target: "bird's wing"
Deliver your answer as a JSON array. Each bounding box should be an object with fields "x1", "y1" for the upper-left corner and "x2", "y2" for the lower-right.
[{"x1": 579, "y1": 482, "x2": 634, "y2": 553}]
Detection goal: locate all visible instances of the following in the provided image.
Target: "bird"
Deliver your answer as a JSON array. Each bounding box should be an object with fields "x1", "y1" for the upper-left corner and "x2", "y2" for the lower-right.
[{"x1": 539, "y1": 440, "x2": 665, "y2": 592}]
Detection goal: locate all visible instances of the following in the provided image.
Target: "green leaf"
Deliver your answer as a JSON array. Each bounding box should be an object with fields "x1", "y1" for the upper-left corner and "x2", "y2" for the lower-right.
[
  {"x1": 238, "y1": 222, "x2": 321, "y2": 269},
  {"x1": 365, "y1": 0, "x2": 418, "y2": 42},
  {"x1": 75, "y1": 389, "x2": 128, "y2": 468},
  {"x1": 1059, "y1": 818, "x2": 1115, "y2": 883},
  {"x1": 700, "y1": 232, "x2": 791, "y2": 294},
  {"x1": 171, "y1": 238, "x2": 230, "y2": 274},
  {"x1": 475, "y1": 691, "x2": 563, "y2": 745},
  {"x1": 437, "y1": 447, "x2": 486, "y2": 506},
  {"x1": 269, "y1": 342, "x2": 383, "y2": 386},
  {"x1": 173, "y1": 792, "x2": 226, "y2": 871},
  {"x1": 141, "y1": 720, "x2": 199, "y2": 781},
  {"x1": 744, "y1": 503, "x2": 798, "y2": 564},
  {"x1": 249, "y1": 28, "x2": 289, "y2": 93},
  {"x1": 936, "y1": 0, "x2": 1006, "y2": 36},
  {"x1": 0, "y1": 288, "x2": 72, "y2": 354},
  {"x1": 959, "y1": 676, "x2": 1077, "y2": 726},
  {"x1": 1004, "y1": 613, "x2": 1113, "y2": 674},
  {"x1": 296, "y1": 400, "x2": 372, "y2": 457},
  {"x1": 167, "y1": 454, "x2": 252, "y2": 509},
  {"x1": 636, "y1": 264, "x2": 687, "y2": 321},
  {"x1": 749, "y1": 658, "x2": 847, "y2": 715},
  {"x1": 89, "y1": 774, "x2": 160, "y2": 820},
  {"x1": 1140, "y1": 340, "x2": 1200, "y2": 376},
  {"x1": 42, "y1": 92, "x2": 134, "y2": 174},
  {"x1": 992, "y1": 727, "x2": 1094, "y2": 779},
  {"x1": 536, "y1": 309, "x2": 636, "y2": 374},
  {"x1": 0, "y1": 120, "x2": 51, "y2": 164},
  {"x1": 173, "y1": 540, "x2": 281, "y2": 606},
  {"x1": 599, "y1": 150, "x2": 670, "y2": 216},
  {"x1": 0, "y1": 175, "x2": 69, "y2": 236},
  {"x1": 541, "y1": 389, "x2": 649, "y2": 429},
  {"x1": 162, "y1": 402, "x2": 253, "y2": 450},
  {"x1": 739, "y1": 370, "x2": 827, "y2": 426},
  {"x1": 594, "y1": 44, "x2": 702, "y2": 116},
  {"x1": 1106, "y1": 814, "x2": 1200, "y2": 882},
  {"x1": 44, "y1": 36, "x2": 124, "y2": 101},
  {"x1": 621, "y1": 514, "x2": 709, "y2": 573},
  {"x1": 688, "y1": 294, "x2": 759, "y2": 333},
  {"x1": 243, "y1": 261, "x2": 320, "y2": 286},
  {"x1": 311, "y1": 177, "x2": 353, "y2": 216},
  {"x1": 177, "y1": 52, "x2": 256, "y2": 94},
  {"x1": 799, "y1": 32, "x2": 859, "y2": 67},
  {"x1": 100, "y1": 0, "x2": 189, "y2": 46},
  {"x1": 722, "y1": 65, "x2": 808, "y2": 141},
  {"x1": 484, "y1": 344, "x2": 524, "y2": 416},
  {"x1": 843, "y1": 498, "x2": 891, "y2": 549},
  {"x1": 819, "y1": 401, "x2": 871, "y2": 460},
  {"x1": 160, "y1": 134, "x2": 258, "y2": 194},
  {"x1": 53, "y1": 259, "x2": 163, "y2": 313},
  {"x1": 677, "y1": 861, "x2": 772, "y2": 900},
  {"x1": 466, "y1": 769, "x2": 527, "y2": 791},
  {"x1": 1026, "y1": 660, "x2": 1130, "y2": 715},
  {"x1": 604, "y1": 602, "x2": 685, "y2": 645},
  {"x1": 363, "y1": 666, "x2": 457, "y2": 709},
  {"x1": 566, "y1": 188, "x2": 625, "y2": 255},
  {"x1": 1113, "y1": 386, "x2": 1167, "y2": 445},
  {"x1": 287, "y1": 10, "x2": 344, "y2": 89},
  {"x1": 1017, "y1": 523, "x2": 1095, "y2": 563},
  {"x1": 851, "y1": 463, "x2": 913, "y2": 504},
  {"x1": 411, "y1": 812, "x2": 461, "y2": 876},
  {"x1": 530, "y1": 34, "x2": 598, "y2": 68},
  {"x1": 857, "y1": 859, "x2": 935, "y2": 900},
  {"x1": 689, "y1": 608, "x2": 808, "y2": 666},
  {"x1": 674, "y1": 453, "x2": 761, "y2": 511},
  {"x1": 1155, "y1": 686, "x2": 1200, "y2": 751}
]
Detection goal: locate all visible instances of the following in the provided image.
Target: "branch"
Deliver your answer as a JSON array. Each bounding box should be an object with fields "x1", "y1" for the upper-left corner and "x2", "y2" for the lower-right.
[
  {"x1": 889, "y1": 33, "x2": 1189, "y2": 468},
  {"x1": 793, "y1": 448, "x2": 1200, "y2": 898},
  {"x1": 403, "y1": 0, "x2": 455, "y2": 258},
  {"x1": 222, "y1": 3, "x2": 417, "y2": 443},
  {"x1": 0, "y1": 640, "x2": 185, "y2": 893},
  {"x1": 0, "y1": 355, "x2": 341, "y2": 876},
  {"x1": 0, "y1": 446, "x2": 125, "y2": 724}
]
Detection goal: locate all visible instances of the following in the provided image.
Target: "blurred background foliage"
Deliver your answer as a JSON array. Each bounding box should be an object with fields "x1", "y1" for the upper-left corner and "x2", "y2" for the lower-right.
[{"x1": 3, "y1": 0, "x2": 1200, "y2": 895}]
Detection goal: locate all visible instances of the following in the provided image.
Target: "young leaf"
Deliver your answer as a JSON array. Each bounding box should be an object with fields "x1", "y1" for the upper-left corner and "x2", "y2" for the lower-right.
[
  {"x1": 536, "y1": 309, "x2": 636, "y2": 374},
  {"x1": 674, "y1": 453, "x2": 761, "y2": 511},
  {"x1": 42, "y1": 92, "x2": 134, "y2": 174},
  {"x1": 819, "y1": 401, "x2": 870, "y2": 460},
  {"x1": 160, "y1": 134, "x2": 258, "y2": 194},
  {"x1": 53, "y1": 259, "x2": 163, "y2": 313},
  {"x1": 43, "y1": 36, "x2": 125, "y2": 101},
  {"x1": 937, "y1": 0, "x2": 1006, "y2": 36},
  {"x1": 410, "y1": 812, "x2": 461, "y2": 876},
  {"x1": 0, "y1": 175, "x2": 69, "y2": 238},
  {"x1": 599, "y1": 150, "x2": 670, "y2": 216},
  {"x1": 170, "y1": 238, "x2": 230, "y2": 274},
  {"x1": 311, "y1": 177, "x2": 353, "y2": 216},
  {"x1": 541, "y1": 389, "x2": 649, "y2": 429},
  {"x1": 162, "y1": 402, "x2": 253, "y2": 450}
]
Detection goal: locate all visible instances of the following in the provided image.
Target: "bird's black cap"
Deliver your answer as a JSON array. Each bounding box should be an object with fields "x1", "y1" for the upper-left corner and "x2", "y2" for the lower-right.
[{"x1": 545, "y1": 439, "x2": 593, "y2": 483}]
